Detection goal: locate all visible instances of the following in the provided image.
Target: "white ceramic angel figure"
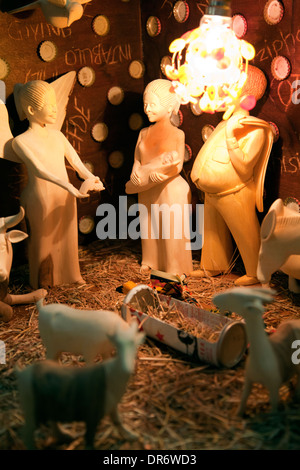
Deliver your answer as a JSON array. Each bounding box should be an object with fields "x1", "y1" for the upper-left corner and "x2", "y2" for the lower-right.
[
  {"x1": 8, "y1": 0, "x2": 91, "y2": 28},
  {"x1": 0, "y1": 71, "x2": 104, "y2": 289},
  {"x1": 125, "y1": 79, "x2": 193, "y2": 277}
]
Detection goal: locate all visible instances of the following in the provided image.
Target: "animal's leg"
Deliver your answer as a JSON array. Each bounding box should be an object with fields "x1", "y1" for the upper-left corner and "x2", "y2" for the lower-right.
[
  {"x1": 293, "y1": 375, "x2": 300, "y2": 402},
  {"x1": 237, "y1": 377, "x2": 252, "y2": 417},
  {"x1": 85, "y1": 422, "x2": 98, "y2": 450},
  {"x1": 288, "y1": 277, "x2": 300, "y2": 294},
  {"x1": 0, "y1": 301, "x2": 13, "y2": 322},
  {"x1": 110, "y1": 408, "x2": 137, "y2": 440},
  {"x1": 43, "y1": 346, "x2": 60, "y2": 361},
  {"x1": 5, "y1": 289, "x2": 47, "y2": 305},
  {"x1": 22, "y1": 419, "x2": 37, "y2": 450},
  {"x1": 268, "y1": 387, "x2": 280, "y2": 412},
  {"x1": 17, "y1": 375, "x2": 37, "y2": 449}
]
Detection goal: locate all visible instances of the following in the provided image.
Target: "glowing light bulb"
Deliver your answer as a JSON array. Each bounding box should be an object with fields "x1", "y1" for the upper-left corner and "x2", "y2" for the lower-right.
[{"x1": 166, "y1": 2, "x2": 256, "y2": 119}]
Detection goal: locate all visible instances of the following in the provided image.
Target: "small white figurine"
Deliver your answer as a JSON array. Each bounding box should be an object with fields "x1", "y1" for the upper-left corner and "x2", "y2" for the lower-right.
[
  {"x1": 37, "y1": 298, "x2": 130, "y2": 362},
  {"x1": 8, "y1": 0, "x2": 91, "y2": 28},
  {"x1": 125, "y1": 79, "x2": 193, "y2": 277},
  {"x1": 257, "y1": 198, "x2": 300, "y2": 293},
  {"x1": 213, "y1": 287, "x2": 300, "y2": 416},
  {"x1": 0, "y1": 72, "x2": 104, "y2": 289},
  {"x1": 191, "y1": 65, "x2": 273, "y2": 286},
  {"x1": 16, "y1": 321, "x2": 144, "y2": 449},
  {"x1": 0, "y1": 207, "x2": 47, "y2": 322}
]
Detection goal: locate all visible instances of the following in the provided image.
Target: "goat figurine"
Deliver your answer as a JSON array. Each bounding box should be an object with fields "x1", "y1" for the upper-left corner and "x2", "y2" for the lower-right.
[
  {"x1": 37, "y1": 298, "x2": 131, "y2": 362},
  {"x1": 213, "y1": 286, "x2": 300, "y2": 416},
  {"x1": 0, "y1": 207, "x2": 47, "y2": 322},
  {"x1": 16, "y1": 320, "x2": 144, "y2": 449}
]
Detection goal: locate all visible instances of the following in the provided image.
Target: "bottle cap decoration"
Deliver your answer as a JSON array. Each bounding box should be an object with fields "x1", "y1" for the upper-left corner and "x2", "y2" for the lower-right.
[
  {"x1": 107, "y1": 86, "x2": 124, "y2": 105},
  {"x1": 129, "y1": 60, "x2": 145, "y2": 79},
  {"x1": 83, "y1": 161, "x2": 94, "y2": 174},
  {"x1": 173, "y1": 1, "x2": 190, "y2": 23},
  {"x1": 92, "y1": 15, "x2": 110, "y2": 36},
  {"x1": 201, "y1": 124, "x2": 215, "y2": 142},
  {"x1": 0, "y1": 58, "x2": 10, "y2": 80},
  {"x1": 263, "y1": 0, "x2": 284, "y2": 25},
  {"x1": 146, "y1": 16, "x2": 161, "y2": 37},
  {"x1": 232, "y1": 14, "x2": 248, "y2": 39},
  {"x1": 184, "y1": 144, "x2": 192, "y2": 162},
  {"x1": 77, "y1": 66, "x2": 96, "y2": 87},
  {"x1": 108, "y1": 150, "x2": 124, "y2": 169},
  {"x1": 190, "y1": 101, "x2": 203, "y2": 116},
  {"x1": 91, "y1": 122, "x2": 108, "y2": 142},
  {"x1": 128, "y1": 113, "x2": 143, "y2": 131},
  {"x1": 170, "y1": 110, "x2": 183, "y2": 127},
  {"x1": 284, "y1": 197, "x2": 300, "y2": 212},
  {"x1": 160, "y1": 56, "x2": 172, "y2": 76},
  {"x1": 268, "y1": 121, "x2": 280, "y2": 142},
  {"x1": 38, "y1": 40, "x2": 58, "y2": 62},
  {"x1": 271, "y1": 55, "x2": 291, "y2": 80},
  {"x1": 79, "y1": 215, "x2": 95, "y2": 234}
]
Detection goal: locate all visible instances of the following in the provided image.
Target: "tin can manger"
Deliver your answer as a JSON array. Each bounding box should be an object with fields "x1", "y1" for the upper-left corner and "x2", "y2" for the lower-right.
[{"x1": 121, "y1": 285, "x2": 247, "y2": 368}]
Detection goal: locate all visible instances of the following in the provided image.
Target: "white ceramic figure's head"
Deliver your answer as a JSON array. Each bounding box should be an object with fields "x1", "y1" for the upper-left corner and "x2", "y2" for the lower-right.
[
  {"x1": 143, "y1": 79, "x2": 180, "y2": 123},
  {"x1": 14, "y1": 80, "x2": 57, "y2": 126}
]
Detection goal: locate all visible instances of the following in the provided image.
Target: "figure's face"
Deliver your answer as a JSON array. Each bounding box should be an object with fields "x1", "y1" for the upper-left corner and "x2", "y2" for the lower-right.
[
  {"x1": 28, "y1": 87, "x2": 57, "y2": 126},
  {"x1": 143, "y1": 91, "x2": 170, "y2": 122}
]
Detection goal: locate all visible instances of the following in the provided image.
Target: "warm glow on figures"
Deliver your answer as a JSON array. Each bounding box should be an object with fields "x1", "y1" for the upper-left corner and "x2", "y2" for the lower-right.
[{"x1": 165, "y1": 3, "x2": 256, "y2": 119}]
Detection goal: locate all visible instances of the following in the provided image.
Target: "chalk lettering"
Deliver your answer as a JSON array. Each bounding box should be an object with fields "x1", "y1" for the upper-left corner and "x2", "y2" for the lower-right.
[
  {"x1": 280, "y1": 153, "x2": 300, "y2": 174},
  {"x1": 8, "y1": 20, "x2": 71, "y2": 41},
  {"x1": 24, "y1": 68, "x2": 59, "y2": 83},
  {"x1": 65, "y1": 97, "x2": 91, "y2": 155},
  {"x1": 65, "y1": 43, "x2": 132, "y2": 67}
]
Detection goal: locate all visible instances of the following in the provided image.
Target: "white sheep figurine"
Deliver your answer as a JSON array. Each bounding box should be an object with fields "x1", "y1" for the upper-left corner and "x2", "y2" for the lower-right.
[
  {"x1": 37, "y1": 298, "x2": 131, "y2": 362},
  {"x1": 16, "y1": 320, "x2": 144, "y2": 449},
  {"x1": 213, "y1": 286, "x2": 300, "y2": 416}
]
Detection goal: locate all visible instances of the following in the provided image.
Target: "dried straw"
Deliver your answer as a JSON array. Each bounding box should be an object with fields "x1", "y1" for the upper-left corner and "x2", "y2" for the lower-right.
[{"x1": 1, "y1": 239, "x2": 300, "y2": 450}]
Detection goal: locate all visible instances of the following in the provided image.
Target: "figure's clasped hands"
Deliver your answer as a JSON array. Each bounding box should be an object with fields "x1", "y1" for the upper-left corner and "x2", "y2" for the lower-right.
[
  {"x1": 130, "y1": 171, "x2": 142, "y2": 186},
  {"x1": 79, "y1": 176, "x2": 105, "y2": 195}
]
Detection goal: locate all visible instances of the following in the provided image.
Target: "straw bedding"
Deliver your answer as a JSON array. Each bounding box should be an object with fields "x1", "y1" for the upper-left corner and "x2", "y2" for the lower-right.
[{"x1": 1, "y1": 239, "x2": 300, "y2": 450}]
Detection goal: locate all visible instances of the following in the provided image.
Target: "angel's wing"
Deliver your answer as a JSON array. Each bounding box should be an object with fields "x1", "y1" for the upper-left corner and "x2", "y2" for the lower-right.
[
  {"x1": 0, "y1": 103, "x2": 21, "y2": 162},
  {"x1": 47, "y1": 0, "x2": 67, "y2": 6},
  {"x1": 6, "y1": 1, "x2": 41, "y2": 14},
  {"x1": 49, "y1": 71, "x2": 76, "y2": 131}
]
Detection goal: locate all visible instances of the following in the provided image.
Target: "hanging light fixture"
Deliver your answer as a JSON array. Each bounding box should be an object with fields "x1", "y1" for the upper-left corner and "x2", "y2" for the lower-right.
[{"x1": 165, "y1": 0, "x2": 256, "y2": 119}]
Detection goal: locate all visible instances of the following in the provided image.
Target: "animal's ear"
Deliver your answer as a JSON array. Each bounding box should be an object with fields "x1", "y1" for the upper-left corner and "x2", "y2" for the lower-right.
[
  {"x1": 261, "y1": 210, "x2": 276, "y2": 241},
  {"x1": 6, "y1": 230, "x2": 28, "y2": 244}
]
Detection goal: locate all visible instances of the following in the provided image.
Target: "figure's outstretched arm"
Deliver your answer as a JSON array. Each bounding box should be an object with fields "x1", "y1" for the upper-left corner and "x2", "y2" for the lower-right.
[
  {"x1": 63, "y1": 135, "x2": 105, "y2": 193},
  {"x1": 12, "y1": 137, "x2": 88, "y2": 198}
]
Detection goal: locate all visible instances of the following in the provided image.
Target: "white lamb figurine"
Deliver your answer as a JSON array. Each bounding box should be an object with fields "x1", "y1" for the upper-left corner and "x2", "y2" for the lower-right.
[
  {"x1": 37, "y1": 298, "x2": 131, "y2": 363},
  {"x1": 213, "y1": 286, "x2": 300, "y2": 416},
  {"x1": 16, "y1": 321, "x2": 144, "y2": 449}
]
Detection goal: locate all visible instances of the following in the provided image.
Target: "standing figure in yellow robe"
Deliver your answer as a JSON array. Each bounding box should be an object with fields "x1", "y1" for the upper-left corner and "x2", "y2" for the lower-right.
[{"x1": 191, "y1": 65, "x2": 273, "y2": 286}]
